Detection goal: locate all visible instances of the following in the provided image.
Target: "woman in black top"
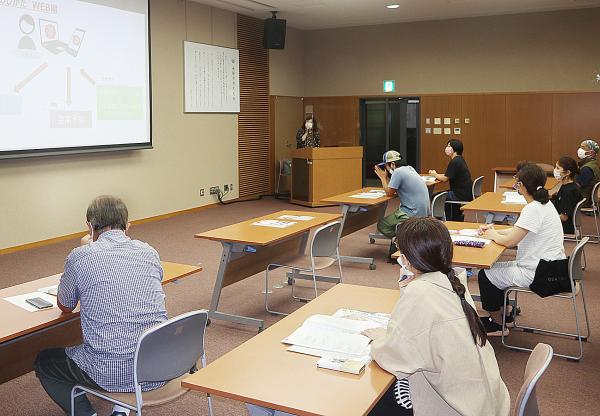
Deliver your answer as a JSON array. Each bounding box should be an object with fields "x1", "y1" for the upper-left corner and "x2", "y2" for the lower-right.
[
  {"x1": 552, "y1": 156, "x2": 583, "y2": 234},
  {"x1": 429, "y1": 139, "x2": 473, "y2": 221},
  {"x1": 296, "y1": 115, "x2": 320, "y2": 149}
]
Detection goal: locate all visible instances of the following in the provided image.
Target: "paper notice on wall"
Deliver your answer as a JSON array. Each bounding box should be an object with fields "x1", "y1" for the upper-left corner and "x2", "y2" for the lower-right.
[
  {"x1": 434, "y1": 118, "x2": 441, "y2": 125},
  {"x1": 444, "y1": 128, "x2": 451, "y2": 134},
  {"x1": 425, "y1": 128, "x2": 432, "y2": 134},
  {"x1": 444, "y1": 118, "x2": 451, "y2": 125},
  {"x1": 433, "y1": 128, "x2": 442, "y2": 135}
]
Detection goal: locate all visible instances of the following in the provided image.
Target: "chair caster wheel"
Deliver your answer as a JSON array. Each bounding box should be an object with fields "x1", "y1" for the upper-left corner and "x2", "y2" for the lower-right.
[
  {"x1": 369, "y1": 238, "x2": 375, "y2": 244},
  {"x1": 369, "y1": 263, "x2": 376, "y2": 270}
]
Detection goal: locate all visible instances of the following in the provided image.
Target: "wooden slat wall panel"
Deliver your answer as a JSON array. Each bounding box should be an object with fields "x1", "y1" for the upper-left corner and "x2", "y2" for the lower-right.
[
  {"x1": 303, "y1": 97, "x2": 360, "y2": 147},
  {"x1": 237, "y1": 14, "x2": 271, "y2": 197},
  {"x1": 294, "y1": 92, "x2": 600, "y2": 194},
  {"x1": 506, "y1": 94, "x2": 553, "y2": 164},
  {"x1": 461, "y1": 95, "x2": 507, "y2": 192},
  {"x1": 420, "y1": 92, "x2": 600, "y2": 193},
  {"x1": 419, "y1": 95, "x2": 462, "y2": 174},
  {"x1": 551, "y1": 93, "x2": 600, "y2": 162}
]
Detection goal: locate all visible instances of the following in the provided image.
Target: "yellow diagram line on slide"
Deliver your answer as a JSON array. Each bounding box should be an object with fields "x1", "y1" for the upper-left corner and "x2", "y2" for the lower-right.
[{"x1": 14, "y1": 63, "x2": 49, "y2": 93}]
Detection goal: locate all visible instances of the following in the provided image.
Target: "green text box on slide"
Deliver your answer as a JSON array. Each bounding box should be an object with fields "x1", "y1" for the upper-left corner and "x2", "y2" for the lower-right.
[{"x1": 97, "y1": 86, "x2": 143, "y2": 120}]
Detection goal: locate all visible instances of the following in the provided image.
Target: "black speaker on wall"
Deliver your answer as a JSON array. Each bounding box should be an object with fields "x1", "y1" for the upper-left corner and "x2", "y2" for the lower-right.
[{"x1": 264, "y1": 12, "x2": 286, "y2": 49}]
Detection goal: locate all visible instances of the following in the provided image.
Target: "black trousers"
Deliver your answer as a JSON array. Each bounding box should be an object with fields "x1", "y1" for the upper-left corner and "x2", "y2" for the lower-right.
[
  {"x1": 34, "y1": 348, "x2": 101, "y2": 416},
  {"x1": 445, "y1": 191, "x2": 466, "y2": 222},
  {"x1": 368, "y1": 382, "x2": 413, "y2": 416},
  {"x1": 478, "y1": 269, "x2": 506, "y2": 312}
]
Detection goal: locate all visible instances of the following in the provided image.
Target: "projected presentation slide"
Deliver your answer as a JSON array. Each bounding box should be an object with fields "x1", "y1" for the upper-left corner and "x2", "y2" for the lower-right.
[{"x1": 0, "y1": 0, "x2": 151, "y2": 157}]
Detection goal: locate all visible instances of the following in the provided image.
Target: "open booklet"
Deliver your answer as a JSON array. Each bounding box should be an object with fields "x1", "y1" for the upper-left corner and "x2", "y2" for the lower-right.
[
  {"x1": 502, "y1": 191, "x2": 527, "y2": 204},
  {"x1": 282, "y1": 309, "x2": 390, "y2": 374}
]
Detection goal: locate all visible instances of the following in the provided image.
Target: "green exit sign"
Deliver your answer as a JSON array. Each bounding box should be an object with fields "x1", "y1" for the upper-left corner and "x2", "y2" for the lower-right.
[{"x1": 383, "y1": 80, "x2": 395, "y2": 93}]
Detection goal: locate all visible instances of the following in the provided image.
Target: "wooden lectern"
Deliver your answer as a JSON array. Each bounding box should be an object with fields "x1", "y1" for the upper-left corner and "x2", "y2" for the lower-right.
[{"x1": 290, "y1": 146, "x2": 363, "y2": 207}]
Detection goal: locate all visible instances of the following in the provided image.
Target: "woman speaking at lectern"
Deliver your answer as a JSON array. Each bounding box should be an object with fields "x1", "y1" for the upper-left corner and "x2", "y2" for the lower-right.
[{"x1": 296, "y1": 115, "x2": 320, "y2": 148}]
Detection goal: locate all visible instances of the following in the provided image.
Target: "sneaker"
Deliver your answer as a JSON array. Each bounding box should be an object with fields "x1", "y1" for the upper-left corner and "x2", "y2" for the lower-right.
[
  {"x1": 480, "y1": 316, "x2": 509, "y2": 337},
  {"x1": 111, "y1": 413, "x2": 128, "y2": 416}
]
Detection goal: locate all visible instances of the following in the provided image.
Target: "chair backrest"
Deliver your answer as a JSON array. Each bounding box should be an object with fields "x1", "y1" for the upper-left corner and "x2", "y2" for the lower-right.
[
  {"x1": 134, "y1": 310, "x2": 208, "y2": 384},
  {"x1": 431, "y1": 191, "x2": 448, "y2": 220},
  {"x1": 472, "y1": 176, "x2": 484, "y2": 199},
  {"x1": 591, "y1": 181, "x2": 600, "y2": 208},
  {"x1": 512, "y1": 343, "x2": 553, "y2": 416},
  {"x1": 569, "y1": 237, "x2": 589, "y2": 282},
  {"x1": 279, "y1": 158, "x2": 292, "y2": 176},
  {"x1": 572, "y1": 198, "x2": 587, "y2": 233},
  {"x1": 311, "y1": 221, "x2": 342, "y2": 258}
]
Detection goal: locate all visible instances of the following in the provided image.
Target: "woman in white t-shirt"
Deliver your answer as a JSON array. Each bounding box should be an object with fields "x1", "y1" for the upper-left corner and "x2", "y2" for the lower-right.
[{"x1": 477, "y1": 164, "x2": 566, "y2": 336}]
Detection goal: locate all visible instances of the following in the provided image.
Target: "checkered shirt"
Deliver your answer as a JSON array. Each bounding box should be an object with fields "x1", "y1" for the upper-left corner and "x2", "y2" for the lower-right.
[{"x1": 59, "y1": 230, "x2": 167, "y2": 392}]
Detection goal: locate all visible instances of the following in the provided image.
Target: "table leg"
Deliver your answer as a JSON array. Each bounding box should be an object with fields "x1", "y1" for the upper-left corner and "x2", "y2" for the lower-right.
[
  {"x1": 494, "y1": 171, "x2": 499, "y2": 192},
  {"x1": 337, "y1": 203, "x2": 381, "y2": 270},
  {"x1": 208, "y1": 243, "x2": 265, "y2": 330},
  {"x1": 285, "y1": 272, "x2": 341, "y2": 284}
]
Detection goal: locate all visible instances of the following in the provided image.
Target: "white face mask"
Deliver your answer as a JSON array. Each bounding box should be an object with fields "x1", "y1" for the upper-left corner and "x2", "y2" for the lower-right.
[
  {"x1": 577, "y1": 148, "x2": 588, "y2": 160},
  {"x1": 397, "y1": 254, "x2": 414, "y2": 283},
  {"x1": 305, "y1": 121, "x2": 313, "y2": 130},
  {"x1": 444, "y1": 146, "x2": 453, "y2": 156},
  {"x1": 553, "y1": 169, "x2": 563, "y2": 180}
]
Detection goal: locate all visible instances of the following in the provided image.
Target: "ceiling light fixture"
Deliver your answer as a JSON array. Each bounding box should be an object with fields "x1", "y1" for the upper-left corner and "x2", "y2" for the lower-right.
[{"x1": 386, "y1": 4, "x2": 400, "y2": 9}]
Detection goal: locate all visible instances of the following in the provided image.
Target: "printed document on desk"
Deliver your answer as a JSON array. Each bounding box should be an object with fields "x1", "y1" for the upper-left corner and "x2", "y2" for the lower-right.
[
  {"x1": 282, "y1": 312, "x2": 388, "y2": 357},
  {"x1": 3, "y1": 292, "x2": 58, "y2": 312},
  {"x1": 502, "y1": 192, "x2": 527, "y2": 204},
  {"x1": 277, "y1": 215, "x2": 315, "y2": 221},
  {"x1": 349, "y1": 191, "x2": 386, "y2": 199},
  {"x1": 450, "y1": 235, "x2": 491, "y2": 246},
  {"x1": 252, "y1": 220, "x2": 297, "y2": 228},
  {"x1": 38, "y1": 285, "x2": 59, "y2": 296}
]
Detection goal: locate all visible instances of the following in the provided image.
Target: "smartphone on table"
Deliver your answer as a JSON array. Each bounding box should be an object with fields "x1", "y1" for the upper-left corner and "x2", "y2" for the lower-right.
[{"x1": 26, "y1": 297, "x2": 54, "y2": 310}]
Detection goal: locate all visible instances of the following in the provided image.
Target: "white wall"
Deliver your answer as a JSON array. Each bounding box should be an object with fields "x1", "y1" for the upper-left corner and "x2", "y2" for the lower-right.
[{"x1": 0, "y1": 0, "x2": 239, "y2": 249}]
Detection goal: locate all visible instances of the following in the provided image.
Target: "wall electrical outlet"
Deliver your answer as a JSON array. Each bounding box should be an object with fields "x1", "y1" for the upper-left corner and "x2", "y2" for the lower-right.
[
  {"x1": 224, "y1": 184, "x2": 229, "y2": 192},
  {"x1": 230, "y1": 183, "x2": 233, "y2": 191},
  {"x1": 209, "y1": 186, "x2": 220, "y2": 195},
  {"x1": 199, "y1": 188, "x2": 204, "y2": 197}
]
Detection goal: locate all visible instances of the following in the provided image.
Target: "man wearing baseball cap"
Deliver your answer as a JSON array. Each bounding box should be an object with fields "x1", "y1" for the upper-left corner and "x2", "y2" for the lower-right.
[{"x1": 374, "y1": 150, "x2": 430, "y2": 238}]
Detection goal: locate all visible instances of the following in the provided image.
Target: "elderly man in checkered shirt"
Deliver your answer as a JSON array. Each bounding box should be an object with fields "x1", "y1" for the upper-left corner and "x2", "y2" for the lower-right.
[{"x1": 34, "y1": 196, "x2": 168, "y2": 416}]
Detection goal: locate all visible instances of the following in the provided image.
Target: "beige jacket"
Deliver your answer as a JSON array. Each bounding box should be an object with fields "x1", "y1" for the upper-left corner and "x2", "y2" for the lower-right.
[{"x1": 371, "y1": 271, "x2": 510, "y2": 416}]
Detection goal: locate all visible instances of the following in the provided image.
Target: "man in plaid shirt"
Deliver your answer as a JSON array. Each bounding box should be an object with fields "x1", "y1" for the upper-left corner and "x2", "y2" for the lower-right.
[{"x1": 34, "y1": 196, "x2": 167, "y2": 416}]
